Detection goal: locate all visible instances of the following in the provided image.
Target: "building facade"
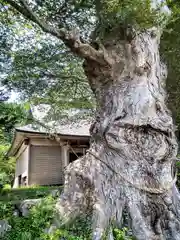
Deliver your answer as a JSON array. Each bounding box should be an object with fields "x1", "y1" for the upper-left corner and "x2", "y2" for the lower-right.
[{"x1": 8, "y1": 124, "x2": 90, "y2": 188}]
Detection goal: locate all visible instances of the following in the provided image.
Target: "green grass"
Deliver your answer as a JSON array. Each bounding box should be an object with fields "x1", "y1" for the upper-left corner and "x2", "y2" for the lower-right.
[{"x1": 0, "y1": 186, "x2": 63, "y2": 203}]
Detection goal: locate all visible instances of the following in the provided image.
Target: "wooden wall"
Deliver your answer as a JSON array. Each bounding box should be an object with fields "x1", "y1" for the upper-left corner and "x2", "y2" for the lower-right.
[
  {"x1": 29, "y1": 145, "x2": 63, "y2": 186},
  {"x1": 13, "y1": 143, "x2": 29, "y2": 188}
]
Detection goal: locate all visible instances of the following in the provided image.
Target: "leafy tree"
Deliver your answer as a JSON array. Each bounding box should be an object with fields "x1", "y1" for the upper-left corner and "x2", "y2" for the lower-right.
[
  {"x1": 0, "y1": 102, "x2": 29, "y2": 142},
  {"x1": 1, "y1": 1, "x2": 180, "y2": 130},
  {"x1": 1, "y1": 0, "x2": 180, "y2": 239},
  {"x1": 0, "y1": 99, "x2": 29, "y2": 186},
  {"x1": 161, "y1": 8, "x2": 180, "y2": 133},
  {"x1": 2, "y1": 43, "x2": 95, "y2": 112},
  {"x1": 0, "y1": 3, "x2": 95, "y2": 115},
  {"x1": 0, "y1": 144, "x2": 15, "y2": 186}
]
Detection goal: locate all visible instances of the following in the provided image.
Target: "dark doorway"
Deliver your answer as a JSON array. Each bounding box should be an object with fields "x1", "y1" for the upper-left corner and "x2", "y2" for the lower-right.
[
  {"x1": 69, "y1": 152, "x2": 83, "y2": 163},
  {"x1": 18, "y1": 175, "x2": 22, "y2": 187},
  {"x1": 22, "y1": 176, "x2": 27, "y2": 186}
]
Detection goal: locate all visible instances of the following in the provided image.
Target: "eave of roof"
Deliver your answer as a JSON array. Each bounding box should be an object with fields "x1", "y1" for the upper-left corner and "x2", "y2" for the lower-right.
[
  {"x1": 7, "y1": 127, "x2": 90, "y2": 158},
  {"x1": 7, "y1": 130, "x2": 24, "y2": 158},
  {"x1": 15, "y1": 127, "x2": 90, "y2": 137}
]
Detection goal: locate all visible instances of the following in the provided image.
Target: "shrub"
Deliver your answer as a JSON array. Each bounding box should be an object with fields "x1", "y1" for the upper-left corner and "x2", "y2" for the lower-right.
[
  {"x1": 0, "y1": 172, "x2": 10, "y2": 187},
  {"x1": 3, "y1": 184, "x2": 11, "y2": 190},
  {"x1": 113, "y1": 228, "x2": 136, "y2": 240},
  {"x1": 2, "y1": 196, "x2": 56, "y2": 240},
  {"x1": 42, "y1": 227, "x2": 135, "y2": 240},
  {"x1": 0, "y1": 202, "x2": 14, "y2": 221},
  {"x1": 1, "y1": 195, "x2": 135, "y2": 240},
  {"x1": 0, "y1": 186, "x2": 62, "y2": 202},
  {"x1": 0, "y1": 144, "x2": 16, "y2": 186}
]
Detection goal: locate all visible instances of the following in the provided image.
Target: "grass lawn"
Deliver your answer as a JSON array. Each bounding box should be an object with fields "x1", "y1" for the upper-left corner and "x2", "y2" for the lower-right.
[{"x1": 0, "y1": 186, "x2": 63, "y2": 203}]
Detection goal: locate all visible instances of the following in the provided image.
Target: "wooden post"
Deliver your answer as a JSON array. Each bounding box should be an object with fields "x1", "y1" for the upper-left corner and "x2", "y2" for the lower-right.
[{"x1": 61, "y1": 144, "x2": 69, "y2": 183}]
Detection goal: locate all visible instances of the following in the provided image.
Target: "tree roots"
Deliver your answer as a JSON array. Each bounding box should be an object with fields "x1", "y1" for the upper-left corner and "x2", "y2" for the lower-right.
[{"x1": 55, "y1": 148, "x2": 180, "y2": 240}]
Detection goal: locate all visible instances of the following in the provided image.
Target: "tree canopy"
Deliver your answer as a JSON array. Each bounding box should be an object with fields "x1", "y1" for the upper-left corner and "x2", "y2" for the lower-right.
[
  {"x1": 0, "y1": 1, "x2": 180, "y2": 131},
  {"x1": 0, "y1": 98, "x2": 29, "y2": 186}
]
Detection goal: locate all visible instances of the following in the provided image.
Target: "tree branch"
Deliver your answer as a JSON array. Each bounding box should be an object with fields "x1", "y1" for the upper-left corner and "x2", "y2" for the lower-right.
[
  {"x1": 4, "y1": 0, "x2": 111, "y2": 65},
  {"x1": 5, "y1": 0, "x2": 64, "y2": 38}
]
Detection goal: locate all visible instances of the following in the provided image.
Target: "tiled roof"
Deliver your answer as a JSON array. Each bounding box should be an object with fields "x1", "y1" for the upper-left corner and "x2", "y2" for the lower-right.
[
  {"x1": 17, "y1": 104, "x2": 93, "y2": 136},
  {"x1": 16, "y1": 119, "x2": 91, "y2": 137}
]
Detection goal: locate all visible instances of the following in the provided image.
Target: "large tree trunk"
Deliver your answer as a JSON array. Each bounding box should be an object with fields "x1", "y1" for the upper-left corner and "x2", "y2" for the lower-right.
[{"x1": 56, "y1": 28, "x2": 180, "y2": 240}]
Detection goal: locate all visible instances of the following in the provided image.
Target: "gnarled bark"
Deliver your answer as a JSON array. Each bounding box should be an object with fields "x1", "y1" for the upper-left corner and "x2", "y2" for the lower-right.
[{"x1": 55, "y1": 28, "x2": 180, "y2": 240}]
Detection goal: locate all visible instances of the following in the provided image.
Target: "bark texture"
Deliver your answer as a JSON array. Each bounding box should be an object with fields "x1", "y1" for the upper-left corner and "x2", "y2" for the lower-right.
[{"x1": 56, "y1": 28, "x2": 180, "y2": 240}]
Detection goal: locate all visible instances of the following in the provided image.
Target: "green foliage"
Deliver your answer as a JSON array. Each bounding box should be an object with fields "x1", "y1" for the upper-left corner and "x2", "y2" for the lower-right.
[
  {"x1": 3, "y1": 184, "x2": 11, "y2": 190},
  {"x1": 0, "y1": 101, "x2": 29, "y2": 186},
  {"x1": 42, "y1": 230, "x2": 75, "y2": 240},
  {"x1": 2, "y1": 42, "x2": 95, "y2": 111},
  {"x1": 0, "y1": 9, "x2": 95, "y2": 113},
  {"x1": 0, "y1": 0, "x2": 178, "y2": 123},
  {"x1": 42, "y1": 228, "x2": 89, "y2": 240},
  {"x1": 57, "y1": 215, "x2": 92, "y2": 239},
  {"x1": 1, "y1": 196, "x2": 90, "y2": 240},
  {"x1": 176, "y1": 161, "x2": 180, "y2": 188},
  {"x1": 0, "y1": 201, "x2": 14, "y2": 221},
  {"x1": 0, "y1": 186, "x2": 62, "y2": 202},
  {"x1": 0, "y1": 194, "x2": 134, "y2": 240},
  {"x1": 1, "y1": 0, "x2": 180, "y2": 126},
  {"x1": 113, "y1": 228, "x2": 135, "y2": 240},
  {"x1": 0, "y1": 172, "x2": 11, "y2": 186},
  {"x1": 97, "y1": 0, "x2": 169, "y2": 38},
  {"x1": 3, "y1": 196, "x2": 56, "y2": 240},
  {"x1": 0, "y1": 102, "x2": 29, "y2": 142},
  {"x1": 0, "y1": 144, "x2": 15, "y2": 186},
  {"x1": 0, "y1": 0, "x2": 95, "y2": 108},
  {"x1": 160, "y1": 8, "x2": 180, "y2": 131}
]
